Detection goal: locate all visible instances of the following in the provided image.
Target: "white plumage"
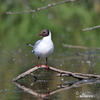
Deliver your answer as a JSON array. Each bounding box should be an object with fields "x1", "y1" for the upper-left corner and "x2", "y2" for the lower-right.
[
  {"x1": 33, "y1": 31, "x2": 54, "y2": 58},
  {"x1": 29, "y1": 29, "x2": 54, "y2": 67}
]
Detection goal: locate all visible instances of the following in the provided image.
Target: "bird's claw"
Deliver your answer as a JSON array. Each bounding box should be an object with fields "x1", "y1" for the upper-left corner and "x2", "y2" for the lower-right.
[
  {"x1": 46, "y1": 92, "x2": 49, "y2": 96},
  {"x1": 37, "y1": 64, "x2": 49, "y2": 69},
  {"x1": 37, "y1": 64, "x2": 42, "y2": 67},
  {"x1": 45, "y1": 65, "x2": 49, "y2": 69}
]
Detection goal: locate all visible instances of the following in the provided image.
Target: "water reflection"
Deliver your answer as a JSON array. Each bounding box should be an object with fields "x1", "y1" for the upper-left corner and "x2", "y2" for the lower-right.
[
  {"x1": 13, "y1": 78, "x2": 100, "y2": 99},
  {"x1": 11, "y1": 64, "x2": 100, "y2": 100},
  {"x1": 1, "y1": 48, "x2": 100, "y2": 100}
]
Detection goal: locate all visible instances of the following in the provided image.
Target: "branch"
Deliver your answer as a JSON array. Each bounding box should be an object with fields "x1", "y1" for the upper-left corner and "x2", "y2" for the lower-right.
[
  {"x1": 12, "y1": 65, "x2": 100, "y2": 82},
  {"x1": 6, "y1": 0, "x2": 75, "y2": 15},
  {"x1": 82, "y1": 25, "x2": 100, "y2": 31},
  {"x1": 62, "y1": 43, "x2": 100, "y2": 50},
  {"x1": 13, "y1": 66, "x2": 38, "y2": 81},
  {"x1": 62, "y1": 43, "x2": 87, "y2": 49}
]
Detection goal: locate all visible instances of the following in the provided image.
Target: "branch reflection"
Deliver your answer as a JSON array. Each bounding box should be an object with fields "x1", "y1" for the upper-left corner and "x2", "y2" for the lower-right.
[{"x1": 13, "y1": 78, "x2": 100, "y2": 99}]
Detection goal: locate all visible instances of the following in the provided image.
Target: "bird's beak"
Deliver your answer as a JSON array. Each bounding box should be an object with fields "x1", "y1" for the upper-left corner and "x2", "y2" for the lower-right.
[{"x1": 38, "y1": 33, "x2": 43, "y2": 36}]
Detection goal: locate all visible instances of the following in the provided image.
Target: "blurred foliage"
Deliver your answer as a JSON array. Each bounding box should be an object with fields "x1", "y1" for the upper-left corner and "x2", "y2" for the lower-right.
[{"x1": 0, "y1": 0, "x2": 100, "y2": 51}]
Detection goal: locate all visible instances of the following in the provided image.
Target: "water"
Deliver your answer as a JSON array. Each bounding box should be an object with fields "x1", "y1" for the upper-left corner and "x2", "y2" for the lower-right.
[{"x1": 1, "y1": 48, "x2": 100, "y2": 100}]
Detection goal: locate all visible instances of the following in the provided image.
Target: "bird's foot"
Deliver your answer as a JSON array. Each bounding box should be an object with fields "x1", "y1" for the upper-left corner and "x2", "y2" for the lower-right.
[
  {"x1": 37, "y1": 64, "x2": 42, "y2": 67},
  {"x1": 45, "y1": 65, "x2": 49, "y2": 69},
  {"x1": 46, "y1": 92, "x2": 49, "y2": 97}
]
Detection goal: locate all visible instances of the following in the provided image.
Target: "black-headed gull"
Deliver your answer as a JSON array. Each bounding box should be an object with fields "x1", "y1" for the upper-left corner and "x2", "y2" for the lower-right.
[{"x1": 29, "y1": 29, "x2": 54, "y2": 68}]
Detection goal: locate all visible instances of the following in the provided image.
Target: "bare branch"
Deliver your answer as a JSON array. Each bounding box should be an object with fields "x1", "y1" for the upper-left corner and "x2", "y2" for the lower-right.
[
  {"x1": 6, "y1": 0, "x2": 75, "y2": 15},
  {"x1": 12, "y1": 66, "x2": 38, "y2": 81},
  {"x1": 12, "y1": 65, "x2": 100, "y2": 82},
  {"x1": 82, "y1": 25, "x2": 100, "y2": 31},
  {"x1": 62, "y1": 43, "x2": 100, "y2": 50},
  {"x1": 62, "y1": 43, "x2": 87, "y2": 49}
]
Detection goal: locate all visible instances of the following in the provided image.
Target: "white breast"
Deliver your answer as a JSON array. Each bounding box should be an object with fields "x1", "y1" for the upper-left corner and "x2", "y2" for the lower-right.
[{"x1": 33, "y1": 31, "x2": 54, "y2": 58}]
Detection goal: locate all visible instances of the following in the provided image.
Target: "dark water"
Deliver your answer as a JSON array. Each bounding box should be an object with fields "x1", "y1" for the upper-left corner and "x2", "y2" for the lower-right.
[{"x1": 1, "y1": 48, "x2": 100, "y2": 100}]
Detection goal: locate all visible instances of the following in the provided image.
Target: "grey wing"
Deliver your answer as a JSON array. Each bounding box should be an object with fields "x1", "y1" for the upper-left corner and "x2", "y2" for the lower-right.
[
  {"x1": 33, "y1": 39, "x2": 41, "y2": 49},
  {"x1": 28, "y1": 39, "x2": 41, "y2": 53},
  {"x1": 28, "y1": 39, "x2": 41, "y2": 48},
  {"x1": 32, "y1": 39, "x2": 41, "y2": 53}
]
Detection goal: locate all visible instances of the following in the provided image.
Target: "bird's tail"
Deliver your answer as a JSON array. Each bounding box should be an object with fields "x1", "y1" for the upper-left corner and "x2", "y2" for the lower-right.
[{"x1": 27, "y1": 43, "x2": 34, "y2": 48}]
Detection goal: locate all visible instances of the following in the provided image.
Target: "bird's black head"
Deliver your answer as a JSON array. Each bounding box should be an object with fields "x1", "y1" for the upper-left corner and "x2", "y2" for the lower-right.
[{"x1": 38, "y1": 29, "x2": 49, "y2": 37}]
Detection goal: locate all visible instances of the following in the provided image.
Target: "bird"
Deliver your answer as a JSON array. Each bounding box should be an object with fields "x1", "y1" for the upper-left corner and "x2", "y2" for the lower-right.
[{"x1": 29, "y1": 29, "x2": 54, "y2": 68}]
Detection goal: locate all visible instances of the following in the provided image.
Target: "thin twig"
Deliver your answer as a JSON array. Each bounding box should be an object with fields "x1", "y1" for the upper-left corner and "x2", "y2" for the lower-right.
[
  {"x1": 6, "y1": 0, "x2": 75, "y2": 15},
  {"x1": 62, "y1": 43, "x2": 87, "y2": 49},
  {"x1": 12, "y1": 65, "x2": 100, "y2": 82},
  {"x1": 82, "y1": 25, "x2": 100, "y2": 31},
  {"x1": 62, "y1": 43, "x2": 100, "y2": 50},
  {"x1": 12, "y1": 66, "x2": 38, "y2": 81}
]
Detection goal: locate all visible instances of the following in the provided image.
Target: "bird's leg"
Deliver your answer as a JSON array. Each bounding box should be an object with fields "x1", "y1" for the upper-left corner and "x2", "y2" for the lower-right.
[
  {"x1": 37, "y1": 57, "x2": 41, "y2": 67},
  {"x1": 45, "y1": 57, "x2": 49, "y2": 69}
]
